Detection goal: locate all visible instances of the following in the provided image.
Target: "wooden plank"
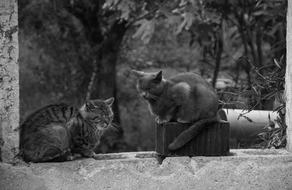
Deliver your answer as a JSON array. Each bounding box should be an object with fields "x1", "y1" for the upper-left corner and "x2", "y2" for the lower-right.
[{"x1": 155, "y1": 121, "x2": 230, "y2": 157}]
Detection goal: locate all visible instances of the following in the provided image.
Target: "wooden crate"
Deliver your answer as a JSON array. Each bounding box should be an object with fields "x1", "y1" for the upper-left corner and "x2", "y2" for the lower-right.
[{"x1": 155, "y1": 121, "x2": 230, "y2": 156}]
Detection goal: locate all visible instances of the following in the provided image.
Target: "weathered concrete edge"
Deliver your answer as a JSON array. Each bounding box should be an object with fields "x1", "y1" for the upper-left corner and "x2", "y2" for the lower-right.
[
  {"x1": 1, "y1": 149, "x2": 292, "y2": 190},
  {"x1": 91, "y1": 148, "x2": 292, "y2": 160},
  {"x1": 286, "y1": 0, "x2": 292, "y2": 152},
  {"x1": 4, "y1": 148, "x2": 290, "y2": 164}
]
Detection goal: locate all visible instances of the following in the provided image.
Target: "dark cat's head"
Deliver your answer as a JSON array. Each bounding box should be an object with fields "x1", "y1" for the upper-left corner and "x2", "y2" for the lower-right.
[
  {"x1": 131, "y1": 70, "x2": 165, "y2": 100},
  {"x1": 79, "y1": 97, "x2": 114, "y2": 130}
]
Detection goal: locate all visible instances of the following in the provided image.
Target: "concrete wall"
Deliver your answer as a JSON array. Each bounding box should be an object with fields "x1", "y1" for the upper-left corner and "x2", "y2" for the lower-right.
[
  {"x1": 1, "y1": 150, "x2": 292, "y2": 190},
  {"x1": 0, "y1": 1, "x2": 291, "y2": 190},
  {"x1": 286, "y1": 0, "x2": 292, "y2": 152},
  {"x1": 0, "y1": 0, "x2": 19, "y2": 162}
]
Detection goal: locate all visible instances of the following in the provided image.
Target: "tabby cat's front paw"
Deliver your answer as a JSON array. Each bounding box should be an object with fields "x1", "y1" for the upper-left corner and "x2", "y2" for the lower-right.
[{"x1": 81, "y1": 150, "x2": 97, "y2": 158}]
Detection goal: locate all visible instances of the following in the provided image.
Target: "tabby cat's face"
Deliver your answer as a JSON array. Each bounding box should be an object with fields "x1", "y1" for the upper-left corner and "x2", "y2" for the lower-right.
[
  {"x1": 79, "y1": 97, "x2": 114, "y2": 130},
  {"x1": 132, "y1": 70, "x2": 164, "y2": 100}
]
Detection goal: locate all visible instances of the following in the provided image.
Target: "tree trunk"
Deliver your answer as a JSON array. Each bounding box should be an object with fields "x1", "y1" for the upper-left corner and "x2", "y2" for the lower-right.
[
  {"x1": 212, "y1": 24, "x2": 223, "y2": 87},
  {"x1": 91, "y1": 21, "x2": 127, "y2": 124},
  {"x1": 65, "y1": 2, "x2": 127, "y2": 124}
]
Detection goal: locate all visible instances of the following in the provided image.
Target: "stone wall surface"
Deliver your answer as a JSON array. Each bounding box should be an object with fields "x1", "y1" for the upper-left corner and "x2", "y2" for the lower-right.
[
  {"x1": 0, "y1": 0, "x2": 19, "y2": 162},
  {"x1": 286, "y1": 0, "x2": 292, "y2": 152},
  {"x1": 0, "y1": 150, "x2": 292, "y2": 190}
]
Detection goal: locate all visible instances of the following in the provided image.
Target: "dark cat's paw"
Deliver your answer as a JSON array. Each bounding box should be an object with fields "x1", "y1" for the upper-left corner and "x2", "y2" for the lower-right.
[
  {"x1": 177, "y1": 118, "x2": 191, "y2": 124},
  {"x1": 156, "y1": 154, "x2": 166, "y2": 165},
  {"x1": 155, "y1": 117, "x2": 170, "y2": 124}
]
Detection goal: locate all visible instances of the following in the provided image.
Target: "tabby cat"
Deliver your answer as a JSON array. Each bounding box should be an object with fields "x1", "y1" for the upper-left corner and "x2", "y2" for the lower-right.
[
  {"x1": 132, "y1": 70, "x2": 225, "y2": 151},
  {"x1": 19, "y1": 97, "x2": 114, "y2": 162}
]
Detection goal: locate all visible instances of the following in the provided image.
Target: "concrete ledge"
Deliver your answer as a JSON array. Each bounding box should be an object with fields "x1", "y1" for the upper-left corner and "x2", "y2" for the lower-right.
[{"x1": 1, "y1": 149, "x2": 292, "y2": 190}]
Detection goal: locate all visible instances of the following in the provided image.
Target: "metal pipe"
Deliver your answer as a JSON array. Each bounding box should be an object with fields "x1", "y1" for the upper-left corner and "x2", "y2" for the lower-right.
[{"x1": 220, "y1": 109, "x2": 279, "y2": 147}]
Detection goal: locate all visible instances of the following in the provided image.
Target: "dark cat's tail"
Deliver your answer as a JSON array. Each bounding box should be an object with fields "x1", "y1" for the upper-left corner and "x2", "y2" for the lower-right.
[{"x1": 168, "y1": 116, "x2": 221, "y2": 151}]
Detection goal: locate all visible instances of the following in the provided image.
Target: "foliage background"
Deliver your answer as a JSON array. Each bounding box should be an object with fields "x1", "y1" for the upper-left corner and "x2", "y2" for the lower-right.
[{"x1": 19, "y1": 0, "x2": 287, "y2": 152}]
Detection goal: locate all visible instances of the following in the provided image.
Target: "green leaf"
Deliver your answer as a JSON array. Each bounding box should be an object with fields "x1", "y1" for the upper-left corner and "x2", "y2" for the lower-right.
[
  {"x1": 117, "y1": 0, "x2": 134, "y2": 21},
  {"x1": 132, "y1": 19, "x2": 155, "y2": 44},
  {"x1": 242, "y1": 115, "x2": 253, "y2": 122},
  {"x1": 102, "y1": 0, "x2": 120, "y2": 9},
  {"x1": 176, "y1": 12, "x2": 194, "y2": 34},
  {"x1": 273, "y1": 58, "x2": 281, "y2": 69}
]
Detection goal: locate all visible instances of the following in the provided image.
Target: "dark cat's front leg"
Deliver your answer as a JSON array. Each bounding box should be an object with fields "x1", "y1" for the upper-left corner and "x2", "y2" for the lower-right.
[
  {"x1": 155, "y1": 115, "x2": 173, "y2": 124},
  {"x1": 155, "y1": 117, "x2": 165, "y2": 124}
]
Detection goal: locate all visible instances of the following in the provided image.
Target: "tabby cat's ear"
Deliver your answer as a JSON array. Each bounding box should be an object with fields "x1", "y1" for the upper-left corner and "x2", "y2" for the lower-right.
[
  {"x1": 104, "y1": 97, "x2": 114, "y2": 106},
  {"x1": 153, "y1": 70, "x2": 162, "y2": 82},
  {"x1": 131, "y1": 69, "x2": 144, "y2": 78}
]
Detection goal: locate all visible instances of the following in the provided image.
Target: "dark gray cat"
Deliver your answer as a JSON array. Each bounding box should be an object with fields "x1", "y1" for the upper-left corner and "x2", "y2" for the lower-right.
[{"x1": 132, "y1": 70, "x2": 225, "y2": 150}]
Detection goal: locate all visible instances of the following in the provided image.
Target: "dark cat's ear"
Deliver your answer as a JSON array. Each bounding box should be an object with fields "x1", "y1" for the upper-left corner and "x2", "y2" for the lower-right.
[
  {"x1": 153, "y1": 71, "x2": 162, "y2": 83},
  {"x1": 104, "y1": 97, "x2": 114, "y2": 106},
  {"x1": 131, "y1": 69, "x2": 144, "y2": 78}
]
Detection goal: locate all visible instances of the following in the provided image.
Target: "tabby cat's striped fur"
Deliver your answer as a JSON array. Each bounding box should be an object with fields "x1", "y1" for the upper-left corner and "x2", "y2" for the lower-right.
[{"x1": 19, "y1": 98, "x2": 114, "y2": 162}]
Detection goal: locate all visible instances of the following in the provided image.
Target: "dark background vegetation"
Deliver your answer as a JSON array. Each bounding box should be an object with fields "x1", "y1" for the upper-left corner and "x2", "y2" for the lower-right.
[{"x1": 19, "y1": 0, "x2": 287, "y2": 152}]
